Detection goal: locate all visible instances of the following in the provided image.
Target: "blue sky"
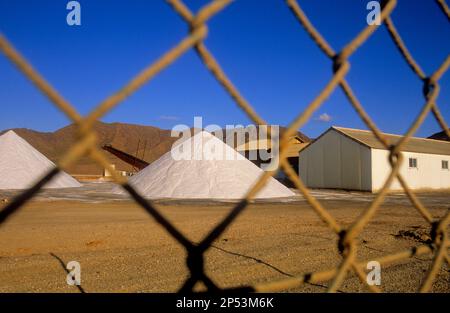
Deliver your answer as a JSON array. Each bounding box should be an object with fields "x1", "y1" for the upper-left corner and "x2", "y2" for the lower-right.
[{"x1": 0, "y1": 0, "x2": 449, "y2": 138}]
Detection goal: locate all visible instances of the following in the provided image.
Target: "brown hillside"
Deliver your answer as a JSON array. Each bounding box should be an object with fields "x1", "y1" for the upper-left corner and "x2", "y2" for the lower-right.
[
  {"x1": 1, "y1": 122, "x2": 310, "y2": 175},
  {"x1": 428, "y1": 129, "x2": 450, "y2": 142},
  {"x1": 0, "y1": 122, "x2": 179, "y2": 175},
  {"x1": 224, "y1": 125, "x2": 310, "y2": 143}
]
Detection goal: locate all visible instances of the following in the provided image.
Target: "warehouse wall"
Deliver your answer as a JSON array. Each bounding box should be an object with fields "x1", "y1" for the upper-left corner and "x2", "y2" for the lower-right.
[
  {"x1": 299, "y1": 129, "x2": 372, "y2": 191},
  {"x1": 371, "y1": 149, "x2": 450, "y2": 191}
]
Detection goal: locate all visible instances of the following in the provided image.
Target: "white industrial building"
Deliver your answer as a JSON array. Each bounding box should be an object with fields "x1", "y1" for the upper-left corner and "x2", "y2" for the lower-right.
[{"x1": 298, "y1": 127, "x2": 450, "y2": 192}]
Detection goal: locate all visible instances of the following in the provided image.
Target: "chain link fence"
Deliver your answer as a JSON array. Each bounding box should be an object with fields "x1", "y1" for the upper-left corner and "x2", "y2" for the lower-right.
[{"x1": 0, "y1": 0, "x2": 449, "y2": 293}]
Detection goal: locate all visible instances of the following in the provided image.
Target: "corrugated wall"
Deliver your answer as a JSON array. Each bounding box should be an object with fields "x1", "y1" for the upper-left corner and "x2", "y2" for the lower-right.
[{"x1": 299, "y1": 129, "x2": 371, "y2": 191}]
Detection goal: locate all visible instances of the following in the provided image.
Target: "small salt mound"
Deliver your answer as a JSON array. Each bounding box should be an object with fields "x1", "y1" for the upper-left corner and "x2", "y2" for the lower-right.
[
  {"x1": 115, "y1": 131, "x2": 294, "y2": 199},
  {"x1": 0, "y1": 131, "x2": 81, "y2": 190}
]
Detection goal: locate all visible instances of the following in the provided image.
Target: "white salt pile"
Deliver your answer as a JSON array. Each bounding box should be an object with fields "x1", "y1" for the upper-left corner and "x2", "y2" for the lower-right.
[
  {"x1": 0, "y1": 131, "x2": 81, "y2": 190},
  {"x1": 115, "y1": 131, "x2": 294, "y2": 199}
]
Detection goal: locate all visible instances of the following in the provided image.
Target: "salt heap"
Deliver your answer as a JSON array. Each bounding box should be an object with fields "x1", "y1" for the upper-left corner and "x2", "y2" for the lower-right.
[
  {"x1": 116, "y1": 131, "x2": 294, "y2": 199},
  {"x1": 0, "y1": 131, "x2": 81, "y2": 190}
]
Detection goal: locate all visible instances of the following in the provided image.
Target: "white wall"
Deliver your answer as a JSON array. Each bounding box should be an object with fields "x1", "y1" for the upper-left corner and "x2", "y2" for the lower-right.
[
  {"x1": 371, "y1": 149, "x2": 450, "y2": 191},
  {"x1": 299, "y1": 129, "x2": 372, "y2": 191}
]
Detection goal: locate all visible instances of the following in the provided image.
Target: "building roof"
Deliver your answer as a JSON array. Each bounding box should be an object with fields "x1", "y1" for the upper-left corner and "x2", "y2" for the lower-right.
[
  {"x1": 236, "y1": 136, "x2": 308, "y2": 157},
  {"x1": 332, "y1": 126, "x2": 450, "y2": 156}
]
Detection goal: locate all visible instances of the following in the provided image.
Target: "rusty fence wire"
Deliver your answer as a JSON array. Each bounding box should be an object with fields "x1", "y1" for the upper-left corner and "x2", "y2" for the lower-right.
[{"x1": 0, "y1": 0, "x2": 449, "y2": 293}]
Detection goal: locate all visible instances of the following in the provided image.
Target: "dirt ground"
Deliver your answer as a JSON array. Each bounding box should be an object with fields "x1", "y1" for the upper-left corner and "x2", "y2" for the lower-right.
[{"x1": 0, "y1": 184, "x2": 448, "y2": 293}]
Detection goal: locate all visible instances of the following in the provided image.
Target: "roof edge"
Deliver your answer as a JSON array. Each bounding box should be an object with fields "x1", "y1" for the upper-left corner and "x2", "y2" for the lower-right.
[{"x1": 332, "y1": 126, "x2": 450, "y2": 145}]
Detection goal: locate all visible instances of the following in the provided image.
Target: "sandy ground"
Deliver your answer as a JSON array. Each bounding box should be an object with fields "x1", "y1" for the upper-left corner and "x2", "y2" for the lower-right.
[{"x1": 0, "y1": 183, "x2": 448, "y2": 293}]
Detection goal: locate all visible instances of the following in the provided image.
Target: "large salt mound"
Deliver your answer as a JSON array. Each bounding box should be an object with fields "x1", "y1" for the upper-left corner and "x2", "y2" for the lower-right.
[
  {"x1": 115, "y1": 131, "x2": 294, "y2": 199},
  {"x1": 0, "y1": 131, "x2": 81, "y2": 190}
]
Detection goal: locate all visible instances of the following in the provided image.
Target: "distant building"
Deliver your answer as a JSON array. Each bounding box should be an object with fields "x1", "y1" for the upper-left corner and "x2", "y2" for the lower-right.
[
  {"x1": 298, "y1": 126, "x2": 450, "y2": 192},
  {"x1": 103, "y1": 164, "x2": 116, "y2": 177},
  {"x1": 103, "y1": 164, "x2": 133, "y2": 178},
  {"x1": 236, "y1": 136, "x2": 309, "y2": 185}
]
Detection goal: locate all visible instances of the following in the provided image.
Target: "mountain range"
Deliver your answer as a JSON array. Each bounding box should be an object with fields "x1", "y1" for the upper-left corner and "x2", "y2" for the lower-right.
[
  {"x1": 0, "y1": 122, "x2": 310, "y2": 175},
  {"x1": 428, "y1": 129, "x2": 450, "y2": 142}
]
